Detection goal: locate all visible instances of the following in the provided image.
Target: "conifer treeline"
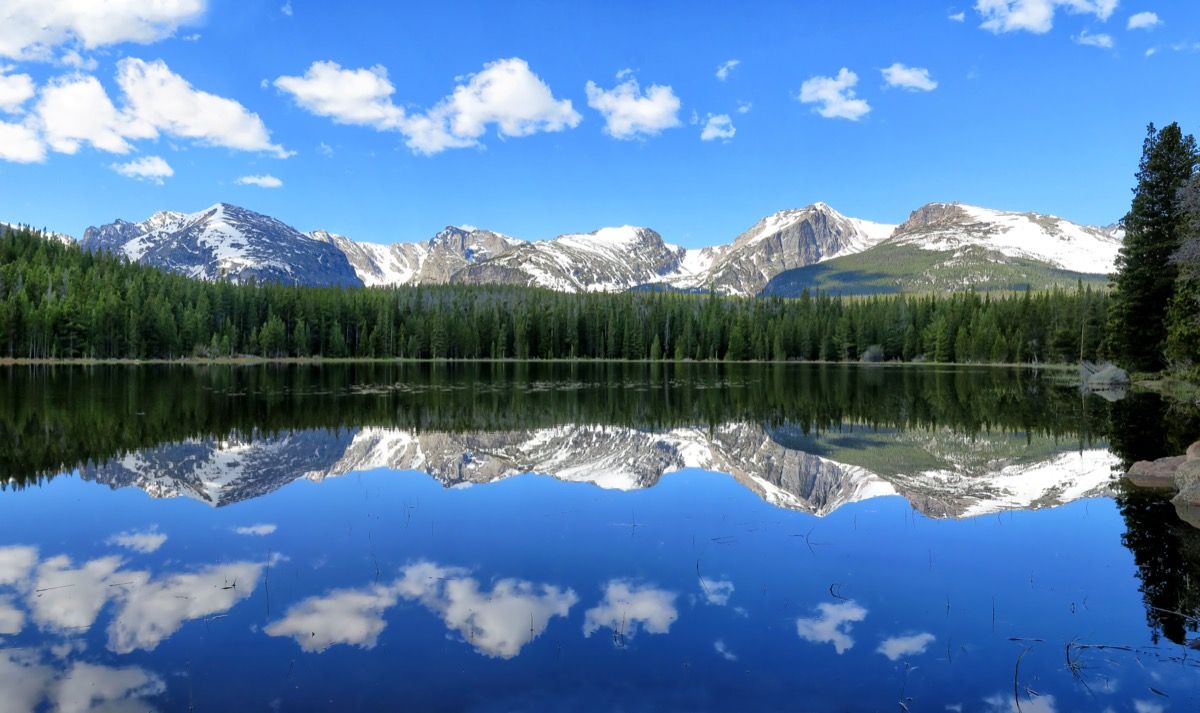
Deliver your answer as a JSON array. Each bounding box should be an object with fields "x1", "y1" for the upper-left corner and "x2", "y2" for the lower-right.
[{"x1": 1, "y1": 225, "x2": 1108, "y2": 363}]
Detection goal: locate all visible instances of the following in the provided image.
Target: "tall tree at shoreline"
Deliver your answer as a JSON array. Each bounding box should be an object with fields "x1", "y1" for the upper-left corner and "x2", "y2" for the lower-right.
[
  {"x1": 1109, "y1": 123, "x2": 1199, "y2": 372},
  {"x1": 1166, "y1": 174, "x2": 1200, "y2": 366}
]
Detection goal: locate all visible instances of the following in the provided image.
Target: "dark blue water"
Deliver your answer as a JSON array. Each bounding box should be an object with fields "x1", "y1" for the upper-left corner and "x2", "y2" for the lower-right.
[{"x1": 1, "y1": 364, "x2": 1198, "y2": 712}]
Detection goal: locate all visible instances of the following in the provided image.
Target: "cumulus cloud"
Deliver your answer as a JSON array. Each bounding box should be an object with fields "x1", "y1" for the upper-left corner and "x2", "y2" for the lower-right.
[
  {"x1": 28, "y1": 555, "x2": 144, "y2": 633},
  {"x1": 715, "y1": 59, "x2": 740, "y2": 81},
  {"x1": 275, "y1": 57, "x2": 580, "y2": 156},
  {"x1": 7, "y1": 58, "x2": 288, "y2": 164},
  {"x1": 585, "y1": 71, "x2": 682, "y2": 139},
  {"x1": 795, "y1": 600, "x2": 867, "y2": 654},
  {"x1": 107, "y1": 561, "x2": 263, "y2": 653},
  {"x1": 0, "y1": 0, "x2": 205, "y2": 60},
  {"x1": 798, "y1": 68, "x2": 870, "y2": 121},
  {"x1": 0, "y1": 67, "x2": 35, "y2": 112},
  {"x1": 974, "y1": 0, "x2": 1118, "y2": 34},
  {"x1": 235, "y1": 174, "x2": 283, "y2": 188},
  {"x1": 699, "y1": 577, "x2": 735, "y2": 605},
  {"x1": 116, "y1": 58, "x2": 290, "y2": 157},
  {"x1": 982, "y1": 692, "x2": 1059, "y2": 712},
  {"x1": 106, "y1": 528, "x2": 168, "y2": 552},
  {"x1": 736, "y1": 100, "x2": 752, "y2": 114},
  {"x1": 234, "y1": 524, "x2": 277, "y2": 536},
  {"x1": 267, "y1": 561, "x2": 577, "y2": 659},
  {"x1": 1074, "y1": 29, "x2": 1114, "y2": 48},
  {"x1": 0, "y1": 650, "x2": 165, "y2": 713},
  {"x1": 35, "y1": 74, "x2": 145, "y2": 154},
  {"x1": 266, "y1": 582, "x2": 400, "y2": 653},
  {"x1": 950, "y1": 10, "x2": 967, "y2": 21},
  {"x1": 876, "y1": 632, "x2": 936, "y2": 660},
  {"x1": 0, "y1": 595, "x2": 24, "y2": 634},
  {"x1": 583, "y1": 580, "x2": 678, "y2": 641},
  {"x1": 0, "y1": 546, "x2": 38, "y2": 585},
  {"x1": 1127, "y1": 11, "x2": 1160, "y2": 30},
  {"x1": 881, "y1": 63, "x2": 938, "y2": 91},
  {"x1": 699, "y1": 114, "x2": 735, "y2": 142},
  {"x1": 281, "y1": 1, "x2": 294, "y2": 17}
]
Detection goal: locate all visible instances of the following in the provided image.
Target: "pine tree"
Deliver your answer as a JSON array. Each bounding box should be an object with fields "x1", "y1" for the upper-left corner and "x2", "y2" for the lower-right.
[{"x1": 1109, "y1": 122, "x2": 1199, "y2": 371}]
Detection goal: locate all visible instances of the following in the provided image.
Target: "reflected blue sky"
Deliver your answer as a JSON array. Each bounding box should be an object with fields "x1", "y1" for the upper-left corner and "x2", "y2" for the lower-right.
[{"x1": 2, "y1": 461, "x2": 1199, "y2": 711}]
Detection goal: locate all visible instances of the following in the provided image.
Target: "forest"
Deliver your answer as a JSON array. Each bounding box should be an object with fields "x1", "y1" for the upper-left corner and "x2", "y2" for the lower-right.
[{"x1": 0, "y1": 223, "x2": 1109, "y2": 364}]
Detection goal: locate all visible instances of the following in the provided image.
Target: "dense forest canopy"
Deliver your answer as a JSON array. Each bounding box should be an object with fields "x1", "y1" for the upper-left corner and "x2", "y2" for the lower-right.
[{"x1": 0, "y1": 225, "x2": 1108, "y2": 364}]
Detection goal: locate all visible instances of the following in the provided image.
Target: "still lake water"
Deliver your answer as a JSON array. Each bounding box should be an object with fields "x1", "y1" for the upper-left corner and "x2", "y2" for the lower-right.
[{"x1": 2, "y1": 363, "x2": 1200, "y2": 712}]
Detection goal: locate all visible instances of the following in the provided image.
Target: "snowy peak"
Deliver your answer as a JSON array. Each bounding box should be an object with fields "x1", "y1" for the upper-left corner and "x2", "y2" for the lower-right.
[
  {"x1": 890, "y1": 202, "x2": 1123, "y2": 274},
  {"x1": 82, "y1": 203, "x2": 361, "y2": 287}
]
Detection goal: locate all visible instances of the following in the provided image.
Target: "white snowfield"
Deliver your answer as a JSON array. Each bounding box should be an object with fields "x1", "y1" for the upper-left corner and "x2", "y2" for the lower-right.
[{"x1": 895, "y1": 204, "x2": 1124, "y2": 275}]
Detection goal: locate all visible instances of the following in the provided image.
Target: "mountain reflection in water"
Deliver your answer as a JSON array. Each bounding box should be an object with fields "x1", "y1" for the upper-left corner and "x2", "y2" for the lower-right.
[{"x1": 1, "y1": 363, "x2": 1199, "y2": 711}]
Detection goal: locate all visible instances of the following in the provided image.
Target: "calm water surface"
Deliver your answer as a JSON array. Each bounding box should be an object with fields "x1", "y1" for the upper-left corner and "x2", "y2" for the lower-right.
[{"x1": 2, "y1": 363, "x2": 1200, "y2": 712}]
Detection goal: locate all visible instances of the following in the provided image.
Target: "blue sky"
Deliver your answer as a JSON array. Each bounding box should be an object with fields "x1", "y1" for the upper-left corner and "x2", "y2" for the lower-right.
[{"x1": 0, "y1": 0, "x2": 1197, "y2": 247}]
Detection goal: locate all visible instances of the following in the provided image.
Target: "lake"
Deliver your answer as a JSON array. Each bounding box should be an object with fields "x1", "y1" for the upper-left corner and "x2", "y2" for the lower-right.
[{"x1": 2, "y1": 363, "x2": 1199, "y2": 712}]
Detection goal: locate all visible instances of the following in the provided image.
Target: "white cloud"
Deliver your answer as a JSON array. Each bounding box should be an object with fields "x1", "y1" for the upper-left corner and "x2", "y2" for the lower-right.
[
  {"x1": 585, "y1": 71, "x2": 681, "y2": 139},
  {"x1": 798, "y1": 68, "x2": 870, "y2": 121},
  {"x1": 117, "y1": 58, "x2": 290, "y2": 157},
  {"x1": 28, "y1": 555, "x2": 147, "y2": 633},
  {"x1": 0, "y1": 546, "x2": 38, "y2": 585},
  {"x1": 1127, "y1": 11, "x2": 1160, "y2": 30},
  {"x1": 274, "y1": 61, "x2": 407, "y2": 130},
  {"x1": 0, "y1": 67, "x2": 35, "y2": 112},
  {"x1": 699, "y1": 577, "x2": 735, "y2": 605},
  {"x1": 58, "y1": 50, "x2": 97, "y2": 71},
  {"x1": 982, "y1": 692, "x2": 1059, "y2": 712},
  {"x1": 266, "y1": 582, "x2": 399, "y2": 653},
  {"x1": 50, "y1": 660, "x2": 166, "y2": 713},
  {"x1": 35, "y1": 74, "x2": 144, "y2": 154},
  {"x1": 0, "y1": 650, "x2": 164, "y2": 713},
  {"x1": 281, "y1": 1, "x2": 294, "y2": 16},
  {"x1": 0, "y1": 595, "x2": 24, "y2": 634},
  {"x1": 268, "y1": 561, "x2": 576, "y2": 659},
  {"x1": 877, "y1": 632, "x2": 936, "y2": 660},
  {"x1": 583, "y1": 580, "x2": 678, "y2": 640},
  {"x1": 317, "y1": 141, "x2": 334, "y2": 157},
  {"x1": 881, "y1": 63, "x2": 938, "y2": 91},
  {"x1": 714, "y1": 639, "x2": 737, "y2": 661},
  {"x1": 950, "y1": 10, "x2": 967, "y2": 21},
  {"x1": 234, "y1": 524, "x2": 277, "y2": 536},
  {"x1": 1133, "y1": 701, "x2": 1164, "y2": 713},
  {"x1": 795, "y1": 600, "x2": 867, "y2": 654},
  {"x1": 235, "y1": 174, "x2": 283, "y2": 189},
  {"x1": 700, "y1": 114, "x2": 735, "y2": 142},
  {"x1": 975, "y1": 0, "x2": 1119, "y2": 34},
  {"x1": 0, "y1": 0, "x2": 205, "y2": 60},
  {"x1": 736, "y1": 100, "x2": 752, "y2": 114},
  {"x1": 106, "y1": 528, "x2": 168, "y2": 552},
  {"x1": 107, "y1": 561, "x2": 262, "y2": 654},
  {"x1": 276, "y1": 58, "x2": 579, "y2": 156},
  {"x1": 1075, "y1": 29, "x2": 1115, "y2": 47},
  {"x1": 715, "y1": 59, "x2": 740, "y2": 81}
]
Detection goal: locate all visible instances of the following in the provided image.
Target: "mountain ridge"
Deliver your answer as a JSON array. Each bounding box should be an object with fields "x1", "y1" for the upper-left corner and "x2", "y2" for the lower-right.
[{"x1": 61, "y1": 200, "x2": 1125, "y2": 296}]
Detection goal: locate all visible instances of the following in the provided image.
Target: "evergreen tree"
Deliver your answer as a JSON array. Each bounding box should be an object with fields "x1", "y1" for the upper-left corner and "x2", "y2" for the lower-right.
[{"x1": 1109, "y1": 122, "x2": 1199, "y2": 371}]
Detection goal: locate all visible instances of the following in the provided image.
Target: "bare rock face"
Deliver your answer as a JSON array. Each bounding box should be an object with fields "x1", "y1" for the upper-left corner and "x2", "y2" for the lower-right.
[
  {"x1": 894, "y1": 203, "x2": 972, "y2": 233},
  {"x1": 1188, "y1": 440, "x2": 1200, "y2": 461}
]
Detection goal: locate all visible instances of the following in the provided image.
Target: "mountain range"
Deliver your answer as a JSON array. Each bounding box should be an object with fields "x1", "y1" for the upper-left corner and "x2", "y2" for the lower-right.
[
  {"x1": 80, "y1": 422, "x2": 1117, "y2": 519},
  {"x1": 22, "y1": 200, "x2": 1123, "y2": 296}
]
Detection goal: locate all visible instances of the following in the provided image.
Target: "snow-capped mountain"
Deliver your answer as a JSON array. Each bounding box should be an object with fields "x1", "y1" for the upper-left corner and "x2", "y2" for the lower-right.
[
  {"x1": 452, "y1": 226, "x2": 695, "y2": 292},
  {"x1": 312, "y1": 226, "x2": 519, "y2": 287},
  {"x1": 81, "y1": 203, "x2": 361, "y2": 287},
  {"x1": 76, "y1": 200, "x2": 1123, "y2": 295},
  {"x1": 78, "y1": 422, "x2": 1117, "y2": 518},
  {"x1": 762, "y1": 202, "x2": 1125, "y2": 296},
  {"x1": 887, "y1": 202, "x2": 1123, "y2": 275}
]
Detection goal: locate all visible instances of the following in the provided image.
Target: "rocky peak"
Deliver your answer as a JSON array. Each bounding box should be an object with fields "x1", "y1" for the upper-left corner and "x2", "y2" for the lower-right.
[{"x1": 895, "y1": 202, "x2": 971, "y2": 233}]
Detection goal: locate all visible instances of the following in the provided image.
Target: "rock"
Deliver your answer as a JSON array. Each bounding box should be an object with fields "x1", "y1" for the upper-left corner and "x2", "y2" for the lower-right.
[
  {"x1": 1125, "y1": 456, "x2": 1187, "y2": 489},
  {"x1": 1188, "y1": 440, "x2": 1200, "y2": 461},
  {"x1": 1083, "y1": 362, "x2": 1130, "y2": 388},
  {"x1": 1176, "y1": 459, "x2": 1200, "y2": 490},
  {"x1": 1174, "y1": 496, "x2": 1200, "y2": 530}
]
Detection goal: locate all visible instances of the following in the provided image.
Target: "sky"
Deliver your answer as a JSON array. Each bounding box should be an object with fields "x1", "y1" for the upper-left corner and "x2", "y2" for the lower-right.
[{"x1": 0, "y1": 0, "x2": 1197, "y2": 248}]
